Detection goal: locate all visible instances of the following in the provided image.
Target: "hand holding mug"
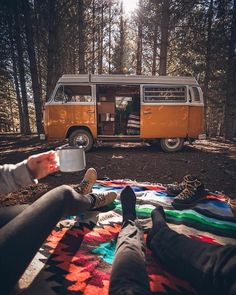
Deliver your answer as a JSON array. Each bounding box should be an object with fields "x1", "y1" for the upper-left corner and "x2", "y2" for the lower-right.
[{"x1": 27, "y1": 151, "x2": 59, "y2": 180}]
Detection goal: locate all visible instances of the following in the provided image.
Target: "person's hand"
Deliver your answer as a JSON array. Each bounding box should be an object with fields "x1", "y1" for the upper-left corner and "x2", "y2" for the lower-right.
[{"x1": 27, "y1": 150, "x2": 59, "y2": 180}]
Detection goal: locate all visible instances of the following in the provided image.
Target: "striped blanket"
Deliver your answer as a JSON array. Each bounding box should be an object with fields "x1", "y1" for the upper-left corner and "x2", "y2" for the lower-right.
[{"x1": 19, "y1": 180, "x2": 236, "y2": 295}]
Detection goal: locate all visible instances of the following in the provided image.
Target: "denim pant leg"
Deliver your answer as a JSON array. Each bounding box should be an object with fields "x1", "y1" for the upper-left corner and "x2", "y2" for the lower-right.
[
  {"x1": 0, "y1": 185, "x2": 93, "y2": 294},
  {"x1": 109, "y1": 220, "x2": 151, "y2": 295},
  {"x1": 149, "y1": 225, "x2": 236, "y2": 295}
]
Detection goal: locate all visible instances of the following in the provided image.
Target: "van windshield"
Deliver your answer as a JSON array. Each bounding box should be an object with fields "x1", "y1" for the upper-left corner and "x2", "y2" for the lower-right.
[{"x1": 54, "y1": 85, "x2": 92, "y2": 102}]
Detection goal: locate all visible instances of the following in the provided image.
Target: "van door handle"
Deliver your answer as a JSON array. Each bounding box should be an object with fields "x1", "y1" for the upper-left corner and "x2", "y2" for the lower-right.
[
  {"x1": 87, "y1": 110, "x2": 95, "y2": 113},
  {"x1": 143, "y1": 111, "x2": 152, "y2": 114}
]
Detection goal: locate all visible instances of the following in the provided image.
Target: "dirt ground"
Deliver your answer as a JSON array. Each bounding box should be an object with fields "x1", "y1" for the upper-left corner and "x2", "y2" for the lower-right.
[{"x1": 0, "y1": 134, "x2": 236, "y2": 206}]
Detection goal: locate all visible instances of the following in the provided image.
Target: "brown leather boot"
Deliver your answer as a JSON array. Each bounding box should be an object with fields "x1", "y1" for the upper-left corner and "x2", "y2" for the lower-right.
[
  {"x1": 172, "y1": 176, "x2": 206, "y2": 210},
  {"x1": 166, "y1": 174, "x2": 191, "y2": 196}
]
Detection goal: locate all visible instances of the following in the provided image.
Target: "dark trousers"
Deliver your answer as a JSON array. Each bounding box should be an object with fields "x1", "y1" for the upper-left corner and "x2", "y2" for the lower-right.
[
  {"x1": 150, "y1": 225, "x2": 236, "y2": 295},
  {"x1": 0, "y1": 185, "x2": 93, "y2": 294},
  {"x1": 109, "y1": 220, "x2": 151, "y2": 295},
  {"x1": 110, "y1": 221, "x2": 236, "y2": 295}
]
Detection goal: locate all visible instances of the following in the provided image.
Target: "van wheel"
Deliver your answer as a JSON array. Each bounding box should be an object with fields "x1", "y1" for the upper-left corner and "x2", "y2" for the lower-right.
[
  {"x1": 69, "y1": 130, "x2": 93, "y2": 152},
  {"x1": 160, "y1": 138, "x2": 184, "y2": 152}
]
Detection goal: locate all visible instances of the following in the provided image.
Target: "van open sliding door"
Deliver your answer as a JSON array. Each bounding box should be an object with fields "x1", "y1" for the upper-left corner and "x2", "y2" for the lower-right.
[{"x1": 96, "y1": 84, "x2": 140, "y2": 137}]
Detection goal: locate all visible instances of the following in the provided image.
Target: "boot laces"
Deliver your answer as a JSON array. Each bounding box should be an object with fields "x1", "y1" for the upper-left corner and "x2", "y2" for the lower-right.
[
  {"x1": 94, "y1": 193, "x2": 107, "y2": 207},
  {"x1": 177, "y1": 181, "x2": 201, "y2": 200},
  {"x1": 168, "y1": 181, "x2": 185, "y2": 191},
  {"x1": 76, "y1": 180, "x2": 89, "y2": 194}
]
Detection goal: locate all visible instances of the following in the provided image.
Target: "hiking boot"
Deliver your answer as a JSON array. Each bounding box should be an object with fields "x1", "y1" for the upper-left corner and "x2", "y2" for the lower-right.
[
  {"x1": 166, "y1": 174, "x2": 191, "y2": 196},
  {"x1": 227, "y1": 198, "x2": 236, "y2": 216},
  {"x1": 90, "y1": 191, "x2": 117, "y2": 209},
  {"x1": 75, "y1": 168, "x2": 97, "y2": 194},
  {"x1": 172, "y1": 176, "x2": 206, "y2": 209}
]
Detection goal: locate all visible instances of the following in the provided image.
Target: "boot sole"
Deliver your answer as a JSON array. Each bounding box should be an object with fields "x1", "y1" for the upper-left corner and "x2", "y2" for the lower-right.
[
  {"x1": 171, "y1": 194, "x2": 207, "y2": 210},
  {"x1": 166, "y1": 190, "x2": 182, "y2": 197}
]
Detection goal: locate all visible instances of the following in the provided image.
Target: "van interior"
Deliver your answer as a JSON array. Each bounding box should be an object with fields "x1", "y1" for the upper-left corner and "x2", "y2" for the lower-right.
[{"x1": 96, "y1": 85, "x2": 140, "y2": 136}]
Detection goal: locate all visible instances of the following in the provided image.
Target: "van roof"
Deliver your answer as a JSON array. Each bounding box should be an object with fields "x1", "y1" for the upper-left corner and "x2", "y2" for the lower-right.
[{"x1": 58, "y1": 74, "x2": 199, "y2": 86}]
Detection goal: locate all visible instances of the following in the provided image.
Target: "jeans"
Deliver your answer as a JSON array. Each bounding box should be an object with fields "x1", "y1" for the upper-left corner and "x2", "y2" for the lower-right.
[
  {"x1": 0, "y1": 185, "x2": 93, "y2": 294},
  {"x1": 109, "y1": 220, "x2": 151, "y2": 295},
  {"x1": 110, "y1": 220, "x2": 236, "y2": 295}
]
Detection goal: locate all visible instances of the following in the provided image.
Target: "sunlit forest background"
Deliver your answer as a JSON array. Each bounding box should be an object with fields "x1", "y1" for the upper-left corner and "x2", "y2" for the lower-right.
[{"x1": 0, "y1": 0, "x2": 235, "y2": 139}]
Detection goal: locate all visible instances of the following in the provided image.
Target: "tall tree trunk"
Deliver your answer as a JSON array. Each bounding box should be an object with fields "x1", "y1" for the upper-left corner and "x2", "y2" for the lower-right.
[
  {"x1": 78, "y1": 0, "x2": 86, "y2": 74},
  {"x1": 91, "y1": 0, "x2": 95, "y2": 74},
  {"x1": 136, "y1": 2, "x2": 143, "y2": 75},
  {"x1": 72, "y1": 43, "x2": 76, "y2": 74},
  {"x1": 7, "y1": 83, "x2": 15, "y2": 132},
  {"x1": 34, "y1": 0, "x2": 43, "y2": 100},
  {"x1": 46, "y1": 0, "x2": 56, "y2": 101},
  {"x1": 98, "y1": 1, "x2": 104, "y2": 74},
  {"x1": 152, "y1": 2, "x2": 159, "y2": 75},
  {"x1": 108, "y1": 1, "x2": 112, "y2": 74},
  {"x1": 22, "y1": 0, "x2": 43, "y2": 134},
  {"x1": 203, "y1": 0, "x2": 213, "y2": 136},
  {"x1": 159, "y1": 0, "x2": 170, "y2": 76},
  {"x1": 13, "y1": 5, "x2": 31, "y2": 134},
  {"x1": 119, "y1": 2, "x2": 124, "y2": 74},
  {"x1": 7, "y1": 14, "x2": 24, "y2": 133},
  {"x1": 136, "y1": 24, "x2": 142, "y2": 75},
  {"x1": 224, "y1": 0, "x2": 236, "y2": 139}
]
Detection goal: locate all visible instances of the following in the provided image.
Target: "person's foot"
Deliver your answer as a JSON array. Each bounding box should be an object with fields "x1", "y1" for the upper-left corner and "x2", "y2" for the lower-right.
[
  {"x1": 146, "y1": 205, "x2": 166, "y2": 248},
  {"x1": 90, "y1": 191, "x2": 117, "y2": 209},
  {"x1": 75, "y1": 168, "x2": 97, "y2": 194},
  {"x1": 120, "y1": 186, "x2": 136, "y2": 222}
]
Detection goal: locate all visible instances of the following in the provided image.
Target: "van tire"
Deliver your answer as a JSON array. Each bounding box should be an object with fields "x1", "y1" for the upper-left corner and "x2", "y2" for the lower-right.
[
  {"x1": 69, "y1": 129, "x2": 93, "y2": 152},
  {"x1": 160, "y1": 138, "x2": 184, "y2": 152}
]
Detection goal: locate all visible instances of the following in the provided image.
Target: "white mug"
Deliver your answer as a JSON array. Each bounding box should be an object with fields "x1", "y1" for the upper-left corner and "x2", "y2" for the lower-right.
[{"x1": 56, "y1": 145, "x2": 86, "y2": 172}]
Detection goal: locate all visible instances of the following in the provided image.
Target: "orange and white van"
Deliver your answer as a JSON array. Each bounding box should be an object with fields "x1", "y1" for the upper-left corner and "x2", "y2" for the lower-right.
[{"x1": 43, "y1": 74, "x2": 205, "y2": 152}]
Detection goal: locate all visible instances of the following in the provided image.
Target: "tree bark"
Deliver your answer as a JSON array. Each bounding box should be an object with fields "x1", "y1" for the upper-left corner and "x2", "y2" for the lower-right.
[
  {"x1": 34, "y1": 0, "x2": 43, "y2": 100},
  {"x1": 136, "y1": 2, "x2": 143, "y2": 75},
  {"x1": 78, "y1": 0, "x2": 86, "y2": 74},
  {"x1": 108, "y1": 1, "x2": 112, "y2": 74},
  {"x1": 119, "y1": 2, "x2": 124, "y2": 74},
  {"x1": 22, "y1": 0, "x2": 44, "y2": 134},
  {"x1": 152, "y1": 2, "x2": 159, "y2": 75},
  {"x1": 91, "y1": 0, "x2": 96, "y2": 73},
  {"x1": 7, "y1": 14, "x2": 24, "y2": 133},
  {"x1": 203, "y1": 0, "x2": 213, "y2": 136},
  {"x1": 98, "y1": 1, "x2": 104, "y2": 74},
  {"x1": 13, "y1": 4, "x2": 31, "y2": 134},
  {"x1": 159, "y1": 0, "x2": 170, "y2": 76},
  {"x1": 224, "y1": 0, "x2": 236, "y2": 139},
  {"x1": 46, "y1": 0, "x2": 56, "y2": 101}
]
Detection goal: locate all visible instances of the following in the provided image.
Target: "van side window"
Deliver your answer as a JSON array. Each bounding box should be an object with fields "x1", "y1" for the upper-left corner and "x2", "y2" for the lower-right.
[
  {"x1": 64, "y1": 85, "x2": 92, "y2": 102},
  {"x1": 192, "y1": 87, "x2": 200, "y2": 102},
  {"x1": 54, "y1": 86, "x2": 64, "y2": 102},
  {"x1": 143, "y1": 86, "x2": 186, "y2": 103}
]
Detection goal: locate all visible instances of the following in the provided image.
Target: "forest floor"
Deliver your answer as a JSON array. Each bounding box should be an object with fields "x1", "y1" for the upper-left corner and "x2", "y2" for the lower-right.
[{"x1": 0, "y1": 134, "x2": 236, "y2": 206}]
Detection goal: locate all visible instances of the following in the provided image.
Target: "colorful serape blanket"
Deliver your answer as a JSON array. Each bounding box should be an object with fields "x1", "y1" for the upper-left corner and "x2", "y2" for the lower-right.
[{"x1": 19, "y1": 180, "x2": 236, "y2": 295}]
